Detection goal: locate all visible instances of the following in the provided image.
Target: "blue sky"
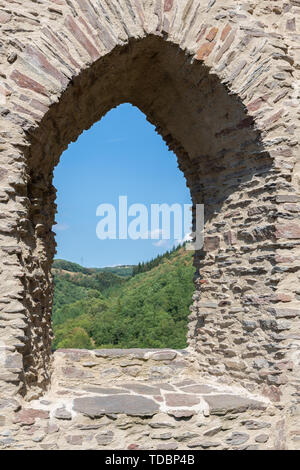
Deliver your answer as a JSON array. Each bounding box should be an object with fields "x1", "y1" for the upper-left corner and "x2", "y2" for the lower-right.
[{"x1": 53, "y1": 103, "x2": 192, "y2": 267}]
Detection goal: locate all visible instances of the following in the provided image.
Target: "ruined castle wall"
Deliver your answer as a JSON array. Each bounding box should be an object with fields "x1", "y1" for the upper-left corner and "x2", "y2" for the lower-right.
[{"x1": 0, "y1": 0, "x2": 298, "y2": 415}]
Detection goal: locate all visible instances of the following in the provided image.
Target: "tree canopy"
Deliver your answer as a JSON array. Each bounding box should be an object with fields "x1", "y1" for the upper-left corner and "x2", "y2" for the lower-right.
[{"x1": 52, "y1": 245, "x2": 194, "y2": 350}]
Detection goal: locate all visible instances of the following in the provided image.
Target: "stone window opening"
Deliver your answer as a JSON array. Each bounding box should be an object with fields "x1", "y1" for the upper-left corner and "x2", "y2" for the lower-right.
[{"x1": 0, "y1": 1, "x2": 298, "y2": 449}]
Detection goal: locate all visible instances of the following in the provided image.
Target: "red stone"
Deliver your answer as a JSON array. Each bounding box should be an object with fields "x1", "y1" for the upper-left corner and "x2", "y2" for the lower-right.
[
  {"x1": 224, "y1": 230, "x2": 237, "y2": 245},
  {"x1": 221, "y1": 23, "x2": 231, "y2": 41},
  {"x1": 41, "y1": 27, "x2": 81, "y2": 70},
  {"x1": 275, "y1": 255, "x2": 294, "y2": 263},
  {"x1": 197, "y1": 41, "x2": 216, "y2": 60},
  {"x1": 13, "y1": 103, "x2": 42, "y2": 121},
  {"x1": 24, "y1": 425, "x2": 40, "y2": 436},
  {"x1": 14, "y1": 408, "x2": 49, "y2": 425},
  {"x1": 164, "y1": 0, "x2": 173, "y2": 12},
  {"x1": 64, "y1": 15, "x2": 100, "y2": 61},
  {"x1": 30, "y1": 99, "x2": 49, "y2": 115},
  {"x1": 76, "y1": 1, "x2": 115, "y2": 50},
  {"x1": 204, "y1": 236, "x2": 220, "y2": 251},
  {"x1": 274, "y1": 293, "x2": 292, "y2": 302},
  {"x1": 154, "y1": 395, "x2": 163, "y2": 402},
  {"x1": 206, "y1": 27, "x2": 218, "y2": 42},
  {"x1": 24, "y1": 45, "x2": 68, "y2": 87},
  {"x1": 10, "y1": 70, "x2": 48, "y2": 96},
  {"x1": 263, "y1": 109, "x2": 283, "y2": 127},
  {"x1": 66, "y1": 435, "x2": 83, "y2": 446},
  {"x1": 247, "y1": 94, "x2": 270, "y2": 112},
  {"x1": 165, "y1": 393, "x2": 200, "y2": 407},
  {"x1": 275, "y1": 223, "x2": 300, "y2": 239},
  {"x1": 197, "y1": 24, "x2": 208, "y2": 42},
  {"x1": 262, "y1": 385, "x2": 281, "y2": 403},
  {"x1": 275, "y1": 361, "x2": 293, "y2": 371},
  {"x1": 79, "y1": 15, "x2": 94, "y2": 38},
  {"x1": 0, "y1": 84, "x2": 10, "y2": 98},
  {"x1": 0, "y1": 11, "x2": 11, "y2": 24},
  {"x1": 128, "y1": 444, "x2": 139, "y2": 450}
]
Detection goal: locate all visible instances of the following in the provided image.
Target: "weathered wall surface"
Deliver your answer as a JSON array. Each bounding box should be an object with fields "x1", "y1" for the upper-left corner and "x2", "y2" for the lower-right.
[
  {"x1": 0, "y1": 349, "x2": 291, "y2": 450},
  {"x1": 0, "y1": 0, "x2": 299, "y2": 450}
]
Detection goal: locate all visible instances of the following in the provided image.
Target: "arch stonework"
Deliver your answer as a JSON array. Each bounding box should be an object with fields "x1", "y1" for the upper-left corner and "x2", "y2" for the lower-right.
[{"x1": 0, "y1": 0, "x2": 299, "y2": 449}]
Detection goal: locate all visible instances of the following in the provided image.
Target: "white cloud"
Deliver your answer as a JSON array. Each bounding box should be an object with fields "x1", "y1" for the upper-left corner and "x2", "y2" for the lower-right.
[
  {"x1": 174, "y1": 232, "x2": 193, "y2": 246},
  {"x1": 53, "y1": 223, "x2": 69, "y2": 232},
  {"x1": 152, "y1": 239, "x2": 171, "y2": 248}
]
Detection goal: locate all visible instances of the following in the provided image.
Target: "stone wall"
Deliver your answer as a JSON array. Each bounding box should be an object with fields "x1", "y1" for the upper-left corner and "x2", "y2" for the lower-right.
[
  {"x1": 0, "y1": 0, "x2": 299, "y2": 448},
  {"x1": 0, "y1": 349, "x2": 291, "y2": 450}
]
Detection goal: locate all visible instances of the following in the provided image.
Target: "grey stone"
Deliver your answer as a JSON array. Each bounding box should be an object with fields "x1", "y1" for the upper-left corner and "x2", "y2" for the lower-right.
[
  {"x1": 165, "y1": 393, "x2": 200, "y2": 407},
  {"x1": 0, "y1": 399, "x2": 20, "y2": 412},
  {"x1": 175, "y1": 432, "x2": 199, "y2": 442},
  {"x1": 180, "y1": 384, "x2": 220, "y2": 394},
  {"x1": 255, "y1": 433, "x2": 269, "y2": 443},
  {"x1": 167, "y1": 410, "x2": 196, "y2": 418},
  {"x1": 188, "y1": 440, "x2": 220, "y2": 449},
  {"x1": 242, "y1": 320, "x2": 258, "y2": 332},
  {"x1": 94, "y1": 349, "x2": 146, "y2": 358},
  {"x1": 150, "y1": 351, "x2": 177, "y2": 361},
  {"x1": 174, "y1": 380, "x2": 196, "y2": 387},
  {"x1": 5, "y1": 353, "x2": 23, "y2": 370},
  {"x1": 122, "y1": 383, "x2": 161, "y2": 395},
  {"x1": 203, "y1": 425, "x2": 223, "y2": 437},
  {"x1": 66, "y1": 435, "x2": 83, "y2": 446},
  {"x1": 242, "y1": 420, "x2": 271, "y2": 430},
  {"x1": 0, "y1": 438, "x2": 17, "y2": 446},
  {"x1": 226, "y1": 432, "x2": 250, "y2": 446},
  {"x1": 149, "y1": 422, "x2": 176, "y2": 429},
  {"x1": 157, "y1": 442, "x2": 178, "y2": 450},
  {"x1": 151, "y1": 432, "x2": 172, "y2": 440},
  {"x1": 73, "y1": 395, "x2": 159, "y2": 417},
  {"x1": 54, "y1": 407, "x2": 72, "y2": 420},
  {"x1": 82, "y1": 387, "x2": 128, "y2": 395},
  {"x1": 95, "y1": 431, "x2": 114, "y2": 446},
  {"x1": 61, "y1": 367, "x2": 92, "y2": 379},
  {"x1": 150, "y1": 366, "x2": 173, "y2": 377},
  {"x1": 253, "y1": 358, "x2": 269, "y2": 369},
  {"x1": 203, "y1": 394, "x2": 267, "y2": 415},
  {"x1": 100, "y1": 368, "x2": 121, "y2": 377}
]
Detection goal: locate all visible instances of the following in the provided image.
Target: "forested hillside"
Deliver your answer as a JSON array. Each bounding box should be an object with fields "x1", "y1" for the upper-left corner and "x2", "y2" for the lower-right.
[
  {"x1": 52, "y1": 245, "x2": 194, "y2": 350},
  {"x1": 53, "y1": 259, "x2": 133, "y2": 277}
]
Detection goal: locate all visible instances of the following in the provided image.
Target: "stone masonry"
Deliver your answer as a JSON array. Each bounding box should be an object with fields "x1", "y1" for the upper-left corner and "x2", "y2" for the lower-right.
[
  {"x1": 0, "y1": 349, "x2": 291, "y2": 450},
  {"x1": 0, "y1": 0, "x2": 299, "y2": 450}
]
